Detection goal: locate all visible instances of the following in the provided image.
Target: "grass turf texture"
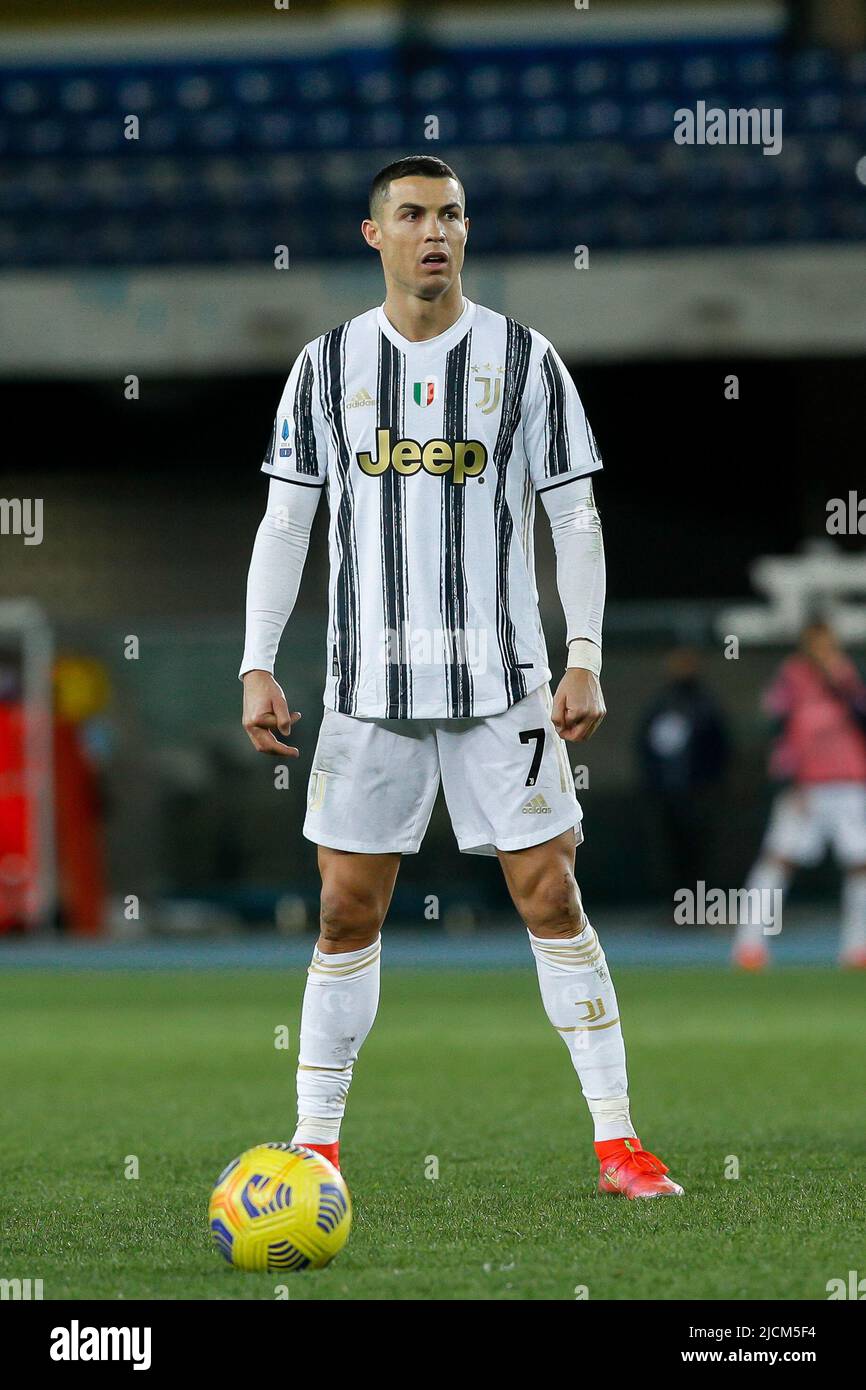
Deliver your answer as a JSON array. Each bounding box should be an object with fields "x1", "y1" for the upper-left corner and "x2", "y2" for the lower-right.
[{"x1": 1, "y1": 966, "x2": 863, "y2": 1301}]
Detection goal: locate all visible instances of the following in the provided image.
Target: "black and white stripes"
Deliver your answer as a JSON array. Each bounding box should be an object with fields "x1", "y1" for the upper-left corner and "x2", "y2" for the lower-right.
[
  {"x1": 377, "y1": 333, "x2": 412, "y2": 719},
  {"x1": 440, "y1": 330, "x2": 473, "y2": 717},
  {"x1": 294, "y1": 351, "x2": 320, "y2": 477},
  {"x1": 319, "y1": 324, "x2": 361, "y2": 715},
  {"x1": 539, "y1": 346, "x2": 573, "y2": 480},
  {"x1": 492, "y1": 318, "x2": 533, "y2": 706}
]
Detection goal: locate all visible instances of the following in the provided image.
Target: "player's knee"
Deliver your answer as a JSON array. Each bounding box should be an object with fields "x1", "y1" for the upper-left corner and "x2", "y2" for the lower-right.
[
  {"x1": 521, "y1": 872, "x2": 585, "y2": 937},
  {"x1": 319, "y1": 884, "x2": 385, "y2": 944}
]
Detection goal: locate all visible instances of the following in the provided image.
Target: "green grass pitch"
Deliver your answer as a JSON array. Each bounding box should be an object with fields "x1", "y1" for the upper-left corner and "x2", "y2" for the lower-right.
[{"x1": 1, "y1": 965, "x2": 864, "y2": 1301}]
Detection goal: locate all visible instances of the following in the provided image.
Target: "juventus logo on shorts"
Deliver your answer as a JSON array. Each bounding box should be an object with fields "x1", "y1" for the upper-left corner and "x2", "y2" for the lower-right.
[{"x1": 308, "y1": 771, "x2": 327, "y2": 811}]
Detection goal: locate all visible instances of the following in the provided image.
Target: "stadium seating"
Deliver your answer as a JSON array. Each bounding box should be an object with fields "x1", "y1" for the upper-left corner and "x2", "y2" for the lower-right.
[{"x1": 0, "y1": 37, "x2": 863, "y2": 265}]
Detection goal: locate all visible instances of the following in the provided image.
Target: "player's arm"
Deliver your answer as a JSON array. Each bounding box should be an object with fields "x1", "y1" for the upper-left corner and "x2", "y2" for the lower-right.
[
  {"x1": 241, "y1": 344, "x2": 329, "y2": 756},
  {"x1": 523, "y1": 339, "x2": 606, "y2": 742},
  {"x1": 540, "y1": 475, "x2": 606, "y2": 742},
  {"x1": 240, "y1": 476, "x2": 322, "y2": 756}
]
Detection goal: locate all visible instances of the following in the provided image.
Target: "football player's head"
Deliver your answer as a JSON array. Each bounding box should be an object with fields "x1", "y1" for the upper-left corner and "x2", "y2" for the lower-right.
[{"x1": 362, "y1": 155, "x2": 468, "y2": 301}]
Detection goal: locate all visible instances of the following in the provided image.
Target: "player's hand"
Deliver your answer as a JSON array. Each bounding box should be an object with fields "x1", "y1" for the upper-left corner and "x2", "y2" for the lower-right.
[
  {"x1": 242, "y1": 670, "x2": 301, "y2": 757},
  {"x1": 551, "y1": 669, "x2": 606, "y2": 742}
]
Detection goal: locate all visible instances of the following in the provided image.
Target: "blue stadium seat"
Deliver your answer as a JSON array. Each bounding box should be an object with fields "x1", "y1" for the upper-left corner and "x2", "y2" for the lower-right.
[
  {"x1": 188, "y1": 109, "x2": 241, "y2": 152},
  {"x1": 788, "y1": 48, "x2": 839, "y2": 88},
  {"x1": 353, "y1": 67, "x2": 399, "y2": 109},
  {"x1": 139, "y1": 113, "x2": 181, "y2": 153},
  {"x1": 733, "y1": 49, "x2": 781, "y2": 89},
  {"x1": 796, "y1": 90, "x2": 844, "y2": 132},
  {"x1": 1, "y1": 76, "x2": 45, "y2": 115},
  {"x1": 628, "y1": 99, "x2": 676, "y2": 140},
  {"x1": 58, "y1": 76, "x2": 108, "y2": 114},
  {"x1": 232, "y1": 67, "x2": 281, "y2": 107},
  {"x1": 244, "y1": 110, "x2": 302, "y2": 152},
  {"x1": 355, "y1": 108, "x2": 409, "y2": 146},
  {"x1": 23, "y1": 117, "x2": 66, "y2": 155},
  {"x1": 578, "y1": 99, "x2": 625, "y2": 140},
  {"x1": 409, "y1": 65, "x2": 458, "y2": 106},
  {"x1": 464, "y1": 104, "x2": 516, "y2": 143},
  {"x1": 294, "y1": 61, "x2": 343, "y2": 107},
  {"x1": 624, "y1": 56, "x2": 671, "y2": 95},
  {"x1": 309, "y1": 107, "x2": 353, "y2": 149},
  {"x1": 518, "y1": 63, "x2": 562, "y2": 102},
  {"x1": 558, "y1": 148, "x2": 620, "y2": 201},
  {"x1": 567, "y1": 58, "x2": 616, "y2": 98},
  {"x1": 114, "y1": 72, "x2": 165, "y2": 113},
  {"x1": 463, "y1": 61, "x2": 508, "y2": 104},
  {"x1": 522, "y1": 102, "x2": 569, "y2": 142},
  {"x1": 174, "y1": 72, "x2": 223, "y2": 112},
  {"x1": 679, "y1": 54, "x2": 729, "y2": 92},
  {"x1": 79, "y1": 116, "x2": 129, "y2": 154}
]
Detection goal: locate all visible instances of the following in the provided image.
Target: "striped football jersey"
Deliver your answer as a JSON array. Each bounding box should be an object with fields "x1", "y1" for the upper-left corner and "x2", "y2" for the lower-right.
[{"x1": 262, "y1": 297, "x2": 602, "y2": 719}]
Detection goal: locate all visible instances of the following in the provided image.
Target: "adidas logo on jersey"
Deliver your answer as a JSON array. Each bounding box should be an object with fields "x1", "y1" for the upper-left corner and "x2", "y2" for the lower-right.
[
  {"x1": 346, "y1": 388, "x2": 374, "y2": 409},
  {"x1": 522, "y1": 793, "x2": 551, "y2": 815},
  {"x1": 356, "y1": 428, "x2": 487, "y2": 485}
]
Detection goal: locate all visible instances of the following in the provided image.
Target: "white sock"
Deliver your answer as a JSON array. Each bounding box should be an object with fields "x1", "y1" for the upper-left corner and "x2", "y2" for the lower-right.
[
  {"x1": 734, "y1": 859, "x2": 791, "y2": 948},
  {"x1": 292, "y1": 936, "x2": 381, "y2": 1147},
  {"x1": 840, "y1": 872, "x2": 866, "y2": 957},
  {"x1": 527, "y1": 924, "x2": 635, "y2": 1142}
]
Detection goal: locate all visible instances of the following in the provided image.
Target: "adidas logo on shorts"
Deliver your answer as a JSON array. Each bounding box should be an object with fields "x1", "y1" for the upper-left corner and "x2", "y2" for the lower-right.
[{"x1": 522, "y1": 793, "x2": 551, "y2": 815}]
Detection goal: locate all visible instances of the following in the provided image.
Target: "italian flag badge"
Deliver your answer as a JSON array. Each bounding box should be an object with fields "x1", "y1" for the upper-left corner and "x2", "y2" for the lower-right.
[{"x1": 413, "y1": 377, "x2": 437, "y2": 407}]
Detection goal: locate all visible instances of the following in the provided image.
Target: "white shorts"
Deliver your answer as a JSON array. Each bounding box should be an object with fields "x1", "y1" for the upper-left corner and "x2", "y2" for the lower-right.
[
  {"x1": 762, "y1": 782, "x2": 866, "y2": 867},
  {"x1": 303, "y1": 684, "x2": 583, "y2": 857}
]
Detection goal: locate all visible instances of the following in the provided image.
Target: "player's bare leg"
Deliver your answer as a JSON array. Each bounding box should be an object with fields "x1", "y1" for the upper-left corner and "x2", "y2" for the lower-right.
[
  {"x1": 498, "y1": 828, "x2": 683, "y2": 1198},
  {"x1": 291, "y1": 847, "x2": 401, "y2": 1169},
  {"x1": 840, "y1": 863, "x2": 866, "y2": 967},
  {"x1": 732, "y1": 851, "x2": 796, "y2": 970}
]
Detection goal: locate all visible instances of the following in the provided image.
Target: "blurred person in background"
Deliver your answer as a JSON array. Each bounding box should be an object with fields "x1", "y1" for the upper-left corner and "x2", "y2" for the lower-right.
[
  {"x1": 52, "y1": 655, "x2": 112, "y2": 935},
  {"x1": 637, "y1": 646, "x2": 730, "y2": 916},
  {"x1": 733, "y1": 620, "x2": 866, "y2": 970}
]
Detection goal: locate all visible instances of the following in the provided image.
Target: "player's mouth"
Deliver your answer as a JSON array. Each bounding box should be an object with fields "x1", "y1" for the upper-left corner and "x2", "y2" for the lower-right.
[{"x1": 420, "y1": 251, "x2": 449, "y2": 270}]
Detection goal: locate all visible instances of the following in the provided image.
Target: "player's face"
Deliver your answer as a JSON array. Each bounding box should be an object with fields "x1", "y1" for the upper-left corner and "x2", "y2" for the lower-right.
[{"x1": 363, "y1": 176, "x2": 468, "y2": 300}]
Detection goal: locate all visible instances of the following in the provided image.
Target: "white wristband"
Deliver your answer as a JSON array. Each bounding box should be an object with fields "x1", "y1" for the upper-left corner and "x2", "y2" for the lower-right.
[{"x1": 567, "y1": 639, "x2": 601, "y2": 675}]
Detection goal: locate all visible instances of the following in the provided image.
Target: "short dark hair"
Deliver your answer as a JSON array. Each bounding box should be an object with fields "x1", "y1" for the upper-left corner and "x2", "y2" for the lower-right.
[{"x1": 368, "y1": 155, "x2": 465, "y2": 218}]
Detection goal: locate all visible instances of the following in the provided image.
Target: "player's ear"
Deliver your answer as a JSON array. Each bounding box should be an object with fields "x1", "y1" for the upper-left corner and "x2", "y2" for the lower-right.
[{"x1": 361, "y1": 218, "x2": 381, "y2": 252}]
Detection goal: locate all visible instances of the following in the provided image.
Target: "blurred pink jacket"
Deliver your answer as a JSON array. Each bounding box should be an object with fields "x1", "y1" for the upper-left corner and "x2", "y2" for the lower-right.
[{"x1": 765, "y1": 655, "x2": 866, "y2": 785}]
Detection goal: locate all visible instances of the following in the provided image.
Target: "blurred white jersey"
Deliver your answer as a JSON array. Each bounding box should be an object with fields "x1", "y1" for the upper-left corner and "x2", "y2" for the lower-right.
[{"x1": 262, "y1": 297, "x2": 602, "y2": 719}]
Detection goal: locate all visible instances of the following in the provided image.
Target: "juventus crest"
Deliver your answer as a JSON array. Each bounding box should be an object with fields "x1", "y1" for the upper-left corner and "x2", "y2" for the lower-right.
[{"x1": 472, "y1": 362, "x2": 504, "y2": 414}]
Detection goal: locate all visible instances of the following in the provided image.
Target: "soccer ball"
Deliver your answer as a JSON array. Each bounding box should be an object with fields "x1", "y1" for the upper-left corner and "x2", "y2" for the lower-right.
[{"x1": 208, "y1": 1141, "x2": 351, "y2": 1272}]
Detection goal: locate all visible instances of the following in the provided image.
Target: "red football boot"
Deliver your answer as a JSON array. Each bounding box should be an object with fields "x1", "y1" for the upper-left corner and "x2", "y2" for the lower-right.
[
  {"x1": 595, "y1": 1137, "x2": 684, "y2": 1198},
  {"x1": 295, "y1": 1141, "x2": 340, "y2": 1172}
]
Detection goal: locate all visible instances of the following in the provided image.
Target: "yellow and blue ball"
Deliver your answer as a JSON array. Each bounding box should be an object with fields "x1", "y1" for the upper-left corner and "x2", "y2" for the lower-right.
[{"x1": 208, "y1": 1142, "x2": 351, "y2": 1272}]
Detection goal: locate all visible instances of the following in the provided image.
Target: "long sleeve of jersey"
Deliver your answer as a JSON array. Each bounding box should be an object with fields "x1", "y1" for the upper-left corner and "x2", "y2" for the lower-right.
[
  {"x1": 539, "y1": 473, "x2": 605, "y2": 656},
  {"x1": 238, "y1": 477, "x2": 323, "y2": 679}
]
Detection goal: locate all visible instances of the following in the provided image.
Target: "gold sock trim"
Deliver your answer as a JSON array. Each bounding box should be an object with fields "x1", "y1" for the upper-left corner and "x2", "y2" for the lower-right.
[
  {"x1": 297, "y1": 1063, "x2": 352, "y2": 1073},
  {"x1": 554, "y1": 1016, "x2": 621, "y2": 1032}
]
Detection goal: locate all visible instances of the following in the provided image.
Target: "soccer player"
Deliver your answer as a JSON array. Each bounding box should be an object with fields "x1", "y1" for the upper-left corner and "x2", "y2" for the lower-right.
[
  {"x1": 733, "y1": 619, "x2": 866, "y2": 970},
  {"x1": 240, "y1": 155, "x2": 683, "y2": 1199}
]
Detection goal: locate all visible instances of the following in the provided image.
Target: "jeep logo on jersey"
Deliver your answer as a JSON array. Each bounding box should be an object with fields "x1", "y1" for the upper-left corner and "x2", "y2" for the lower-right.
[
  {"x1": 356, "y1": 429, "x2": 487, "y2": 485},
  {"x1": 413, "y1": 377, "x2": 437, "y2": 407}
]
